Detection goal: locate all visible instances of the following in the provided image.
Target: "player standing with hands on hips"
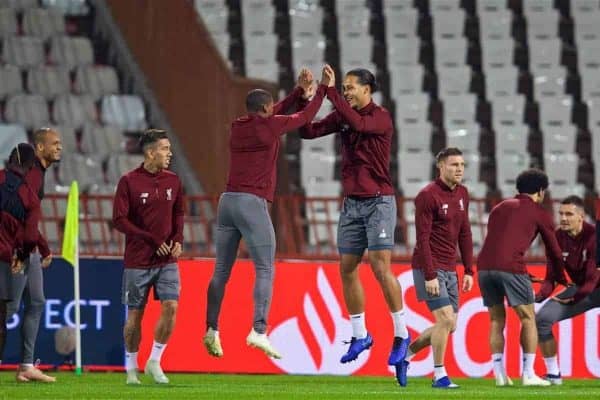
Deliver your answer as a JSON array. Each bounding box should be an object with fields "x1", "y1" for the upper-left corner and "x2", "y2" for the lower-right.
[{"x1": 113, "y1": 129, "x2": 184, "y2": 385}]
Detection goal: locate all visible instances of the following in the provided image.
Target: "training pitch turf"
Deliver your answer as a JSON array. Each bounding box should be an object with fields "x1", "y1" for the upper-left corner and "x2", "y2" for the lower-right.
[{"x1": 0, "y1": 372, "x2": 599, "y2": 399}]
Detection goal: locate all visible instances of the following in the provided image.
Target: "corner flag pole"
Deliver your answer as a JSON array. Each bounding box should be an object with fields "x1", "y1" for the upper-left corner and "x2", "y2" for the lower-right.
[{"x1": 62, "y1": 181, "x2": 82, "y2": 375}]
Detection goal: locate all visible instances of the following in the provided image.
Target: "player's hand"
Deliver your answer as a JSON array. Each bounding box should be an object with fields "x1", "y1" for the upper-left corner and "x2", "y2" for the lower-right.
[
  {"x1": 323, "y1": 64, "x2": 335, "y2": 87},
  {"x1": 535, "y1": 279, "x2": 554, "y2": 302},
  {"x1": 425, "y1": 278, "x2": 440, "y2": 297},
  {"x1": 171, "y1": 242, "x2": 182, "y2": 258},
  {"x1": 156, "y1": 241, "x2": 172, "y2": 257},
  {"x1": 462, "y1": 274, "x2": 473, "y2": 292},
  {"x1": 11, "y1": 255, "x2": 24, "y2": 274},
  {"x1": 41, "y1": 254, "x2": 52, "y2": 268},
  {"x1": 551, "y1": 296, "x2": 574, "y2": 304}
]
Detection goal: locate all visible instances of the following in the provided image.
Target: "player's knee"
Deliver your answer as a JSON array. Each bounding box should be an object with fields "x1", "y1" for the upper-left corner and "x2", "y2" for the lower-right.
[
  {"x1": 162, "y1": 301, "x2": 178, "y2": 318},
  {"x1": 6, "y1": 302, "x2": 19, "y2": 317}
]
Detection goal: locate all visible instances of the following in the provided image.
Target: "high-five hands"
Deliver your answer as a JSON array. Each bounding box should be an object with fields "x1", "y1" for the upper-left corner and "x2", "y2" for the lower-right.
[{"x1": 321, "y1": 64, "x2": 335, "y2": 87}]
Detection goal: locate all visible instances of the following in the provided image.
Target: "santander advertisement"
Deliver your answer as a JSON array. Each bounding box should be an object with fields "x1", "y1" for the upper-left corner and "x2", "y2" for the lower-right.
[{"x1": 138, "y1": 260, "x2": 599, "y2": 378}]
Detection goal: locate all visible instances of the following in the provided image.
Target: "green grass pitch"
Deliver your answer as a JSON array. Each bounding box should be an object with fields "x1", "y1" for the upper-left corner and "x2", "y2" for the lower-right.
[{"x1": 1, "y1": 372, "x2": 599, "y2": 399}]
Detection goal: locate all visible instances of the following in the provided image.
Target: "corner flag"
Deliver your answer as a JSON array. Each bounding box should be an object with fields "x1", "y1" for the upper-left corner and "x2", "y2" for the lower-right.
[{"x1": 61, "y1": 181, "x2": 83, "y2": 375}]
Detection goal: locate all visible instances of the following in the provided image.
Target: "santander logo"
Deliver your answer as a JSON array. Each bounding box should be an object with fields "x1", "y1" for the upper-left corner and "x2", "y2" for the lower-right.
[{"x1": 269, "y1": 268, "x2": 370, "y2": 374}]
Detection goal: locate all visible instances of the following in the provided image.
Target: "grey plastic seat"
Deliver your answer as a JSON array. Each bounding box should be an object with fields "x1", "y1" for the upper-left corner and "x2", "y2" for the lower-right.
[
  {"x1": 23, "y1": 8, "x2": 66, "y2": 40},
  {"x1": 491, "y1": 95, "x2": 526, "y2": 129},
  {"x1": 74, "y1": 65, "x2": 119, "y2": 100},
  {"x1": 300, "y1": 148, "x2": 336, "y2": 186},
  {"x1": 42, "y1": 0, "x2": 91, "y2": 16},
  {"x1": 398, "y1": 150, "x2": 434, "y2": 188},
  {"x1": 0, "y1": 7, "x2": 17, "y2": 38},
  {"x1": 397, "y1": 122, "x2": 432, "y2": 153},
  {"x1": 0, "y1": 0, "x2": 38, "y2": 11},
  {"x1": 80, "y1": 123, "x2": 124, "y2": 159},
  {"x1": 27, "y1": 66, "x2": 71, "y2": 100},
  {"x1": 485, "y1": 66, "x2": 519, "y2": 98},
  {"x1": 433, "y1": 10, "x2": 465, "y2": 39},
  {"x1": 0, "y1": 123, "x2": 28, "y2": 162},
  {"x1": 49, "y1": 36, "x2": 94, "y2": 70},
  {"x1": 106, "y1": 154, "x2": 145, "y2": 184},
  {"x1": 101, "y1": 95, "x2": 147, "y2": 131},
  {"x1": 387, "y1": 37, "x2": 420, "y2": 66},
  {"x1": 542, "y1": 125, "x2": 577, "y2": 154},
  {"x1": 5, "y1": 94, "x2": 50, "y2": 129},
  {"x1": 53, "y1": 94, "x2": 97, "y2": 129},
  {"x1": 395, "y1": 93, "x2": 429, "y2": 124},
  {"x1": 2, "y1": 36, "x2": 44, "y2": 68},
  {"x1": 532, "y1": 67, "x2": 566, "y2": 99},
  {"x1": 0, "y1": 64, "x2": 22, "y2": 100},
  {"x1": 389, "y1": 65, "x2": 424, "y2": 96},
  {"x1": 437, "y1": 65, "x2": 472, "y2": 97}
]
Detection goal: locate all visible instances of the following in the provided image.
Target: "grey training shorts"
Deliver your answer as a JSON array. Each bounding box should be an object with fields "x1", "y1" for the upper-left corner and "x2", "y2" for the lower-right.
[
  {"x1": 413, "y1": 268, "x2": 459, "y2": 312},
  {"x1": 337, "y1": 195, "x2": 396, "y2": 255},
  {"x1": 478, "y1": 270, "x2": 534, "y2": 307},
  {"x1": 122, "y1": 263, "x2": 180, "y2": 309}
]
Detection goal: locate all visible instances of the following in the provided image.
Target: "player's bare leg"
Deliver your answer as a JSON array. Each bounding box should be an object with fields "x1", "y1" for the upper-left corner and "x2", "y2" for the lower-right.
[
  {"x1": 339, "y1": 254, "x2": 373, "y2": 362},
  {"x1": 429, "y1": 305, "x2": 455, "y2": 366},
  {"x1": 124, "y1": 308, "x2": 144, "y2": 384},
  {"x1": 488, "y1": 304, "x2": 512, "y2": 386},
  {"x1": 514, "y1": 304, "x2": 549, "y2": 386},
  {"x1": 145, "y1": 300, "x2": 177, "y2": 384}
]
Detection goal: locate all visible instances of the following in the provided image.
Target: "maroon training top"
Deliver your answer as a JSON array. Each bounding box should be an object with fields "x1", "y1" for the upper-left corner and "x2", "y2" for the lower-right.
[
  {"x1": 411, "y1": 179, "x2": 474, "y2": 280},
  {"x1": 478, "y1": 194, "x2": 564, "y2": 274},
  {"x1": 112, "y1": 165, "x2": 184, "y2": 268},
  {"x1": 23, "y1": 157, "x2": 50, "y2": 258},
  {"x1": 225, "y1": 84, "x2": 327, "y2": 202},
  {"x1": 0, "y1": 168, "x2": 42, "y2": 263},
  {"x1": 298, "y1": 87, "x2": 395, "y2": 197},
  {"x1": 548, "y1": 222, "x2": 598, "y2": 302}
]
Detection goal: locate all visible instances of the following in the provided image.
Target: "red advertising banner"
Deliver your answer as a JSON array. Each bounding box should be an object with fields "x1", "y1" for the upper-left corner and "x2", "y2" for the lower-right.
[{"x1": 139, "y1": 260, "x2": 600, "y2": 378}]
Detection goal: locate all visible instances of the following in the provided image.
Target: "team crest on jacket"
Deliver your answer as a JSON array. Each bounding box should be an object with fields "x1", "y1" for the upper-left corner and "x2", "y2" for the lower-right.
[
  {"x1": 166, "y1": 188, "x2": 172, "y2": 201},
  {"x1": 459, "y1": 198, "x2": 464, "y2": 211}
]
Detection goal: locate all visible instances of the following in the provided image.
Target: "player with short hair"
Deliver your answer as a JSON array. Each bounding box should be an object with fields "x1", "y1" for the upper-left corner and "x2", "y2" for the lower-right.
[
  {"x1": 0, "y1": 144, "x2": 42, "y2": 374},
  {"x1": 113, "y1": 129, "x2": 184, "y2": 384},
  {"x1": 477, "y1": 169, "x2": 565, "y2": 387},
  {"x1": 298, "y1": 66, "x2": 411, "y2": 371},
  {"x1": 397, "y1": 147, "x2": 473, "y2": 388},
  {"x1": 9, "y1": 127, "x2": 60, "y2": 383},
  {"x1": 203, "y1": 67, "x2": 330, "y2": 359},
  {"x1": 535, "y1": 195, "x2": 598, "y2": 384}
]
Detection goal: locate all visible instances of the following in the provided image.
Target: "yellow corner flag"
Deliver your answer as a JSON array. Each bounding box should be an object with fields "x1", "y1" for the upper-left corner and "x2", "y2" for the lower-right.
[{"x1": 61, "y1": 181, "x2": 79, "y2": 266}]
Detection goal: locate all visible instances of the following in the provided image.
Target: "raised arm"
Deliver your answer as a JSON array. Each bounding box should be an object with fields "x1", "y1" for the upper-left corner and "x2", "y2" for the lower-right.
[
  {"x1": 270, "y1": 84, "x2": 328, "y2": 134},
  {"x1": 272, "y1": 68, "x2": 313, "y2": 115},
  {"x1": 414, "y1": 191, "x2": 437, "y2": 280},
  {"x1": 112, "y1": 177, "x2": 160, "y2": 247}
]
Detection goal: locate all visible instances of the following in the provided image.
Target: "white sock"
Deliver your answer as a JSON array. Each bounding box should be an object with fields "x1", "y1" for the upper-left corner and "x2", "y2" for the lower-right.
[
  {"x1": 391, "y1": 310, "x2": 409, "y2": 339},
  {"x1": 20, "y1": 363, "x2": 34, "y2": 369},
  {"x1": 150, "y1": 341, "x2": 167, "y2": 362},
  {"x1": 125, "y1": 352, "x2": 138, "y2": 371},
  {"x1": 522, "y1": 353, "x2": 536, "y2": 378},
  {"x1": 434, "y1": 365, "x2": 447, "y2": 380},
  {"x1": 350, "y1": 313, "x2": 367, "y2": 339},
  {"x1": 405, "y1": 348, "x2": 415, "y2": 361},
  {"x1": 492, "y1": 353, "x2": 505, "y2": 377},
  {"x1": 544, "y1": 356, "x2": 560, "y2": 376}
]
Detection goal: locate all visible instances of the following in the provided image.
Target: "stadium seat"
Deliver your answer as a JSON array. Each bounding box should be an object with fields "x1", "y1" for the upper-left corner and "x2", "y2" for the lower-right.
[
  {"x1": 289, "y1": 3, "x2": 323, "y2": 38},
  {"x1": 384, "y1": 8, "x2": 418, "y2": 40},
  {"x1": 497, "y1": 153, "x2": 531, "y2": 193},
  {"x1": 23, "y1": 8, "x2": 66, "y2": 40},
  {"x1": 106, "y1": 153, "x2": 145, "y2": 184},
  {"x1": 0, "y1": 124, "x2": 28, "y2": 162},
  {"x1": 430, "y1": 0, "x2": 461, "y2": 13},
  {"x1": 462, "y1": 153, "x2": 481, "y2": 182},
  {"x1": 0, "y1": 0, "x2": 38, "y2": 11},
  {"x1": 4, "y1": 94, "x2": 50, "y2": 129},
  {"x1": 432, "y1": 10, "x2": 465, "y2": 39},
  {"x1": 573, "y1": 11, "x2": 600, "y2": 43},
  {"x1": 491, "y1": 95, "x2": 526, "y2": 128},
  {"x1": 80, "y1": 123, "x2": 124, "y2": 159},
  {"x1": 50, "y1": 125, "x2": 77, "y2": 153},
  {"x1": 398, "y1": 150, "x2": 433, "y2": 188},
  {"x1": 292, "y1": 36, "x2": 325, "y2": 76},
  {"x1": 549, "y1": 182, "x2": 586, "y2": 200},
  {"x1": 522, "y1": 0, "x2": 556, "y2": 14},
  {"x1": 53, "y1": 94, "x2": 97, "y2": 129},
  {"x1": 387, "y1": 37, "x2": 420, "y2": 67},
  {"x1": 241, "y1": 0, "x2": 275, "y2": 37},
  {"x1": 485, "y1": 66, "x2": 519, "y2": 98},
  {"x1": 339, "y1": 33, "x2": 373, "y2": 66},
  {"x1": 529, "y1": 39, "x2": 562, "y2": 71},
  {"x1": 101, "y1": 95, "x2": 147, "y2": 131},
  {"x1": 397, "y1": 122, "x2": 432, "y2": 153},
  {"x1": 478, "y1": 10, "x2": 512, "y2": 40},
  {"x1": 300, "y1": 149, "x2": 336, "y2": 186},
  {"x1": 59, "y1": 153, "x2": 105, "y2": 189},
  {"x1": 571, "y1": 0, "x2": 600, "y2": 15},
  {"x1": 184, "y1": 219, "x2": 209, "y2": 248},
  {"x1": 525, "y1": 10, "x2": 559, "y2": 41},
  {"x1": 495, "y1": 125, "x2": 529, "y2": 155},
  {"x1": 481, "y1": 38, "x2": 514, "y2": 69},
  {"x1": 544, "y1": 153, "x2": 579, "y2": 185},
  {"x1": 395, "y1": 94, "x2": 430, "y2": 124},
  {"x1": 532, "y1": 67, "x2": 566, "y2": 99},
  {"x1": 41, "y1": 0, "x2": 91, "y2": 16},
  {"x1": 49, "y1": 36, "x2": 95, "y2": 70},
  {"x1": 443, "y1": 94, "x2": 477, "y2": 127},
  {"x1": 542, "y1": 125, "x2": 577, "y2": 154},
  {"x1": 74, "y1": 65, "x2": 120, "y2": 100},
  {"x1": 476, "y1": 0, "x2": 508, "y2": 13},
  {"x1": 437, "y1": 65, "x2": 472, "y2": 97},
  {"x1": 538, "y1": 97, "x2": 572, "y2": 128},
  {"x1": 388, "y1": 65, "x2": 424, "y2": 95},
  {"x1": 0, "y1": 8, "x2": 17, "y2": 38},
  {"x1": 402, "y1": 181, "x2": 430, "y2": 198},
  {"x1": 301, "y1": 132, "x2": 334, "y2": 152},
  {"x1": 337, "y1": 8, "x2": 370, "y2": 36},
  {"x1": 0, "y1": 64, "x2": 22, "y2": 100},
  {"x1": 2, "y1": 36, "x2": 45, "y2": 68},
  {"x1": 434, "y1": 37, "x2": 468, "y2": 69},
  {"x1": 446, "y1": 124, "x2": 480, "y2": 154},
  {"x1": 27, "y1": 66, "x2": 71, "y2": 100},
  {"x1": 195, "y1": 0, "x2": 228, "y2": 35}
]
